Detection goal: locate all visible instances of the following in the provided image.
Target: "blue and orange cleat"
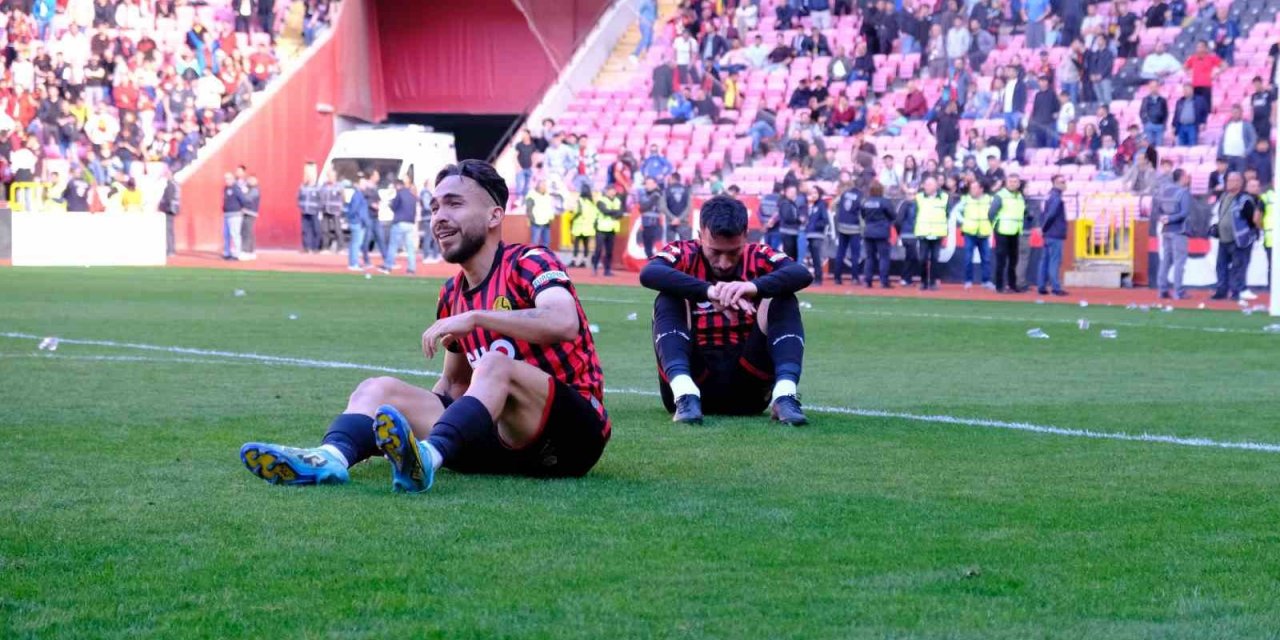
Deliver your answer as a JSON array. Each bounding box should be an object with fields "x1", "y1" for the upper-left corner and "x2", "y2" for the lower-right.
[
  {"x1": 240, "y1": 443, "x2": 349, "y2": 486},
  {"x1": 373, "y1": 404, "x2": 434, "y2": 493}
]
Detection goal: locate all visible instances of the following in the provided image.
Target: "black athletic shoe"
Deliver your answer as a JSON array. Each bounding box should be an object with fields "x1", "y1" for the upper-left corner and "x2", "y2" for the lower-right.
[
  {"x1": 672, "y1": 395, "x2": 703, "y2": 425},
  {"x1": 771, "y1": 395, "x2": 808, "y2": 426}
]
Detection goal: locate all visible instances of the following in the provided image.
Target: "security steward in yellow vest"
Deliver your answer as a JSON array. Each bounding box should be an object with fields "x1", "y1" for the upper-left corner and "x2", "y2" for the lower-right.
[
  {"x1": 955, "y1": 178, "x2": 997, "y2": 289},
  {"x1": 525, "y1": 180, "x2": 557, "y2": 248},
  {"x1": 1262, "y1": 188, "x2": 1275, "y2": 286},
  {"x1": 912, "y1": 175, "x2": 950, "y2": 290},
  {"x1": 991, "y1": 174, "x2": 1028, "y2": 293},
  {"x1": 569, "y1": 183, "x2": 599, "y2": 268},
  {"x1": 592, "y1": 184, "x2": 625, "y2": 276}
]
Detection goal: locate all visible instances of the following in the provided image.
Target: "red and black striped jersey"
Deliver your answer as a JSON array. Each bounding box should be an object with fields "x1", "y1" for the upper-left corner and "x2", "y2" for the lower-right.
[
  {"x1": 436, "y1": 243, "x2": 608, "y2": 422},
  {"x1": 651, "y1": 240, "x2": 793, "y2": 348}
]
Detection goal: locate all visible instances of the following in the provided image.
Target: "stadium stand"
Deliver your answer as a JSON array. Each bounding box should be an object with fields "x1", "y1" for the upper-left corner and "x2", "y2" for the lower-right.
[
  {"x1": 0, "y1": 0, "x2": 332, "y2": 211},
  {"x1": 512, "y1": 0, "x2": 1280, "y2": 210}
]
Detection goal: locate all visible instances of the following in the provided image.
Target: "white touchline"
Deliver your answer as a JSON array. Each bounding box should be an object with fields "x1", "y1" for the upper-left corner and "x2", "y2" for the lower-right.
[
  {"x1": 578, "y1": 297, "x2": 1268, "y2": 336},
  {"x1": 3, "y1": 332, "x2": 1279, "y2": 455}
]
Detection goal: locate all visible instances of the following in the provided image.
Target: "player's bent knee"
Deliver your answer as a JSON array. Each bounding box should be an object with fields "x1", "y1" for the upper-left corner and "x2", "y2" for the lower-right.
[
  {"x1": 350, "y1": 376, "x2": 402, "y2": 404},
  {"x1": 471, "y1": 351, "x2": 515, "y2": 383}
]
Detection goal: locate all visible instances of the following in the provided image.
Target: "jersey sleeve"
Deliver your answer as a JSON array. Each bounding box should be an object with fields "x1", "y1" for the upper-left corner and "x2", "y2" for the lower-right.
[
  {"x1": 435, "y1": 279, "x2": 464, "y2": 353},
  {"x1": 650, "y1": 240, "x2": 694, "y2": 272},
  {"x1": 748, "y1": 242, "x2": 792, "y2": 279},
  {"x1": 511, "y1": 246, "x2": 573, "y2": 304}
]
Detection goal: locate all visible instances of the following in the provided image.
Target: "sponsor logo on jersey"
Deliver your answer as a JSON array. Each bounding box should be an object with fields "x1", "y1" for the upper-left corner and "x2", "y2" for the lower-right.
[{"x1": 532, "y1": 270, "x2": 570, "y2": 289}]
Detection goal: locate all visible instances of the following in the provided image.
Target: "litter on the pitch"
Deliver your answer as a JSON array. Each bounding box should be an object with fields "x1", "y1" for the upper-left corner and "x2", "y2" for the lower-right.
[
  {"x1": 37, "y1": 337, "x2": 59, "y2": 351},
  {"x1": 626, "y1": 312, "x2": 638, "y2": 321},
  {"x1": 1100, "y1": 329, "x2": 1118, "y2": 339},
  {"x1": 1198, "y1": 303, "x2": 1207, "y2": 309},
  {"x1": 588, "y1": 324, "x2": 600, "y2": 334},
  {"x1": 364, "y1": 273, "x2": 372, "y2": 280},
  {"x1": 288, "y1": 313, "x2": 299, "y2": 321},
  {"x1": 799, "y1": 301, "x2": 813, "y2": 309},
  {"x1": 1079, "y1": 300, "x2": 1089, "y2": 307},
  {"x1": 1035, "y1": 299, "x2": 1046, "y2": 304},
  {"x1": 1243, "y1": 308, "x2": 1255, "y2": 316},
  {"x1": 1125, "y1": 303, "x2": 1138, "y2": 310},
  {"x1": 1263, "y1": 324, "x2": 1280, "y2": 333},
  {"x1": 233, "y1": 289, "x2": 246, "y2": 297},
  {"x1": 1077, "y1": 318, "x2": 1090, "y2": 330},
  {"x1": 1025, "y1": 328, "x2": 1050, "y2": 339},
  {"x1": 1162, "y1": 305, "x2": 1173, "y2": 313}
]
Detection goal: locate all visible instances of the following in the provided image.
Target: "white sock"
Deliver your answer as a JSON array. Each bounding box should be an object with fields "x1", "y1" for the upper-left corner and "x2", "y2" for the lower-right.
[
  {"x1": 319, "y1": 444, "x2": 349, "y2": 468},
  {"x1": 423, "y1": 441, "x2": 444, "y2": 472},
  {"x1": 669, "y1": 374, "x2": 701, "y2": 399},
  {"x1": 771, "y1": 379, "x2": 798, "y2": 403}
]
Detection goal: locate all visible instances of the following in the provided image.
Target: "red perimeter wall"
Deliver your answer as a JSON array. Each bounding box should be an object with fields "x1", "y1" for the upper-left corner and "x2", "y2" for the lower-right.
[{"x1": 177, "y1": 0, "x2": 606, "y2": 251}]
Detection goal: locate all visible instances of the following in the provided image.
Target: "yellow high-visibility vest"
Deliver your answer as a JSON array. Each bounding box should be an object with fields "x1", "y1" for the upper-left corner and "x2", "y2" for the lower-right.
[
  {"x1": 1263, "y1": 190, "x2": 1276, "y2": 249},
  {"x1": 526, "y1": 191, "x2": 556, "y2": 226},
  {"x1": 913, "y1": 193, "x2": 948, "y2": 239},
  {"x1": 960, "y1": 194, "x2": 994, "y2": 237},
  {"x1": 994, "y1": 189, "x2": 1025, "y2": 236},
  {"x1": 596, "y1": 195, "x2": 622, "y2": 233},
  {"x1": 572, "y1": 197, "x2": 599, "y2": 237}
]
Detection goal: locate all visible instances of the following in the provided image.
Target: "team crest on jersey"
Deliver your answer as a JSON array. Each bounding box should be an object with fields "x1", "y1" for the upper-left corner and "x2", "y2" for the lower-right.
[{"x1": 492, "y1": 296, "x2": 513, "y2": 311}]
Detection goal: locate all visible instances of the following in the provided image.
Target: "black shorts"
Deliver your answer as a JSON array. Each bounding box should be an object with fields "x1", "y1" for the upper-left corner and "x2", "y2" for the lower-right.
[
  {"x1": 441, "y1": 377, "x2": 610, "y2": 478},
  {"x1": 658, "y1": 327, "x2": 774, "y2": 416}
]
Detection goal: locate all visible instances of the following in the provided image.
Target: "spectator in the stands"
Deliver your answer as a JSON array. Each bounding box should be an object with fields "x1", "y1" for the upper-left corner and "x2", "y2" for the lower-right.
[
  {"x1": 743, "y1": 34, "x2": 769, "y2": 70},
  {"x1": 1140, "y1": 80, "x2": 1169, "y2": 148},
  {"x1": 1250, "y1": 77, "x2": 1276, "y2": 143},
  {"x1": 787, "y1": 78, "x2": 812, "y2": 109},
  {"x1": 1140, "y1": 43, "x2": 1182, "y2": 82},
  {"x1": 641, "y1": 144, "x2": 673, "y2": 183},
  {"x1": 925, "y1": 23, "x2": 947, "y2": 78},
  {"x1": 794, "y1": 25, "x2": 831, "y2": 57},
  {"x1": 1096, "y1": 104, "x2": 1120, "y2": 143},
  {"x1": 1207, "y1": 157, "x2": 1229, "y2": 202},
  {"x1": 828, "y1": 45, "x2": 852, "y2": 82},
  {"x1": 1246, "y1": 140, "x2": 1273, "y2": 188},
  {"x1": 1219, "y1": 105, "x2": 1258, "y2": 173},
  {"x1": 673, "y1": 28, "x2": 697, "y2": 85},
  {"x1": 631, "y1": 0, "x2": 656, "y2": 62},
  {"x1": 766, "y1": 32, "x2": 795, "y2": 71},
  {"x1": 850, "y1": 40, "x2": 875, "y2": 82},
  {"x1": 651, "y1": 57, "x2": 675, "y2": 113},
  {"x1": 734, "y1": 1, "x2": 758, "y2": 34},
  {"x1": 663, "y1": 86, "x2": 695, "y2": 124},
  {"x1": 960, "y1": 82, "x2": 994, "y2": 119},
  {"x1": 902, "y1": 79, "x2": 928, "y2": 119},
  {"x1": 1029, "y1": 75, "x2": 1059, "y2": 148},
  {"x1": 1173, "y1": 83, "x2": 1207, "y2": 147},
  {"x1": 927, "y1": 100, "x2": 961, "y2": 161},
  {"x1": 1115, "y1": 0, "x2": 1140, "y2": 58},
  {"x1": 1185, "y1": 40, "x2": 1222, "y2": 112},
  {"x1": 1209, "y1": 5, "x2": 1240, "y2": 64},
  {"x1": 1056, "y1": 90, "x2": 1076, "y2": 139},
  {"x1": 1085, "y1": 37, "x2": 1114, "y2": 108},
  {"x1": 945, "y1": 16, "x2": 970, "y2": 67},
  {"x1": 775, "y1": 0, "x2": 798, "y2": 30},
  {"x1": 1024, "y1": 0, "x2": 1051, "y2": 48},
  {"x1": 514, "y1": 129, "x2": 537, "y2": 198},
  {"x1": 1056, "y1": 121, "x2": 1084, "y2": 165},
  {"x1": 1059, "y1": 40, "x2": 1084, "y2": 106},
  {"x1": 1145, "y1": 0, "x2": 1170, "y2": 27},
  {"x1": 968, "y1": 18, "x2": 994, "y2": 70},
  {"x1": 698, "y1": 21, "x2": 729, "y2": 63},
  {"x1": 1006, "y1": 128, "x2": 1028, "y2": 166}
]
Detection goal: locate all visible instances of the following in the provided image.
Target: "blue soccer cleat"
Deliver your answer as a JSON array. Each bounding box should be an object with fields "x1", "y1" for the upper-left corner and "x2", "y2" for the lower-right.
[
  {"x1": 373, "y1": 404, "x2": 434, "y2": 493},
  {"x1": 240, "y1": 443, "x2": 350, "y2": 486}
]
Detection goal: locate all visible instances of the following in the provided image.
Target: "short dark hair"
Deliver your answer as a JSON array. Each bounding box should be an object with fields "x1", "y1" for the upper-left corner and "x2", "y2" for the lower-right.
[
  {"x1": 435, "y1": 159, "x2": 508, "y2": 207},
  {"x1": 699, "y1": 195, "x2": 749, "y2": 237},
  {"x1": 1171, "y1": 168, "x2": 1186, "y2": 182}
]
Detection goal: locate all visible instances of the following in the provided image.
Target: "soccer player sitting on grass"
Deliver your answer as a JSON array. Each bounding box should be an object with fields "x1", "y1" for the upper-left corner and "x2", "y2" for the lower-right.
[
  {"x1": 639, "y1": 195, "x2": 813, "y2": 426},
  {"x1": 240, "y1": 160, "x2": 611, "y2": 491}
]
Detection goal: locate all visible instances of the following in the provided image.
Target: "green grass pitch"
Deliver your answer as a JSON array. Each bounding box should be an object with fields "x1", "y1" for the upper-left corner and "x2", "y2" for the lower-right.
[{"x1": 2, "y1": 267, "x2": 1279, "y2": 639}]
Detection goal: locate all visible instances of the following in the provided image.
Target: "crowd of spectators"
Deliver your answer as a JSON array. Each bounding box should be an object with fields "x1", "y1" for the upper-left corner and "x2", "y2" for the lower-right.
[{"x1": 0, "y1": 0, "x2": 333, "y2": 211}]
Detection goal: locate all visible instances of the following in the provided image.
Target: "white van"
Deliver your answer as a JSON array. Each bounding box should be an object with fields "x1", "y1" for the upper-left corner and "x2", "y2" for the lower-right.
[{"x1": 322, "y1": 125, "x2": 458, "y2": 220}]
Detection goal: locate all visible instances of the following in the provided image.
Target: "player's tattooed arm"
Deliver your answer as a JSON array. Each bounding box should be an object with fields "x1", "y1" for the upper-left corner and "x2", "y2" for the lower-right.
[
  {"x1": 433, "y1": 350, "x2": 473, "y2": 398},
  {"x1": 468, "y1": 287, "x2": 582, "y2": 344}
]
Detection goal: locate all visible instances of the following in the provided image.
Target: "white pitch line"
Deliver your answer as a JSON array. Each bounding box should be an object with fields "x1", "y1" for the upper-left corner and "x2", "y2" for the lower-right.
[
  {"x1": 3, "y1": 332, "x2": 1279, "y2": 455},
  {"x1": 579, "y1": 296, "x2": 1267, "y2": 336}
]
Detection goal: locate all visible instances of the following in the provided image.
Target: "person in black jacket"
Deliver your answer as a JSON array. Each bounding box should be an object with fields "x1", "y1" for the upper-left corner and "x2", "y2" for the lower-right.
[
  {"x1": 1139, "y1": 80, "x2": 1169, "y2": 148},
  {"x1": 804, "y1": 186, "x2": 830, "y2": 285},
  {"x1": 860, "y1": 181, "x2": 895, "y2": 288},
  {"x1": 928, "y1": 100, "x2": 961, "y2": 161},
  {"x1": 640, "y1": 195, "x2": 814, "y2": 426},
  {"x1": 831, "y1": 183, "x2": 863, "y2": 284},
  {"x1": 639, "y1": 177, "x2": 664, "y2": 258},
  {"x1": 221, "y1": 172, "x2": 243, "y2": 260},
  {"x1": 778, "y1": 184, "x2": 804, "y2": 259},
  {"x1": 1028, "y1": 75, "x2": 1060, "y2": 148},
  {"x1": 895, "y1": 185, "x2": 919, "y2": 285}
]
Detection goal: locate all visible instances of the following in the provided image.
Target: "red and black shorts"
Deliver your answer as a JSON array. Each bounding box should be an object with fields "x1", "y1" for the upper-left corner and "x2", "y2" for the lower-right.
[
  {"x1": 658, "y1": 327, "x2": 774, "y2": 416},
  {"x1": 439, "y1": 378, "x2": 610, "y2": 478}
]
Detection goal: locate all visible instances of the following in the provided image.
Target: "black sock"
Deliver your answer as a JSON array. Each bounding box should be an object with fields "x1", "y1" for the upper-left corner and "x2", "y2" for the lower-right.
[
  {"x1": 426, "y1": 396, "x2": 495, "y2": 464},
  {"x1": 766, "y1": 294, "x2": 805, "y2": 384},
  {"x1": 321, "y1": 413, "x2": 378, "y2": 466},
  {"x1": 652, "y1": 292, "x2": 693, "y2": 380}
]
